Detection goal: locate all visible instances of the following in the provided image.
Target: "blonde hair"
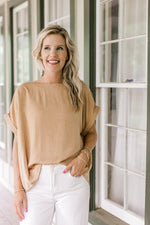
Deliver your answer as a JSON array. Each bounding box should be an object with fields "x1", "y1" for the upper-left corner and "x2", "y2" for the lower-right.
[{"x1": 32, "y1": 25, "x2": 83, "y2": 111}]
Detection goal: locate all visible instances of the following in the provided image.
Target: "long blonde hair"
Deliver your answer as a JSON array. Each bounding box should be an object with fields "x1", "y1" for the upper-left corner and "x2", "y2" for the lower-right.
[{"x1": 32, "y1": 25, "x2": 83, "y2": 111}]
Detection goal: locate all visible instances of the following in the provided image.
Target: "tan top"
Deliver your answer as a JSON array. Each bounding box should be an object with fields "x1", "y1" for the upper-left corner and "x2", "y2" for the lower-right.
[{"x1": 4, "y1": 80, "x2": 100, "y2": 191}]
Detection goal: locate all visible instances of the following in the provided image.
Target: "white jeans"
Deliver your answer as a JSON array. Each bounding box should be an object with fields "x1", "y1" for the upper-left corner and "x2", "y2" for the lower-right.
[{"x1": 20, "y1": 164, "x2": 90, "y2": 225}]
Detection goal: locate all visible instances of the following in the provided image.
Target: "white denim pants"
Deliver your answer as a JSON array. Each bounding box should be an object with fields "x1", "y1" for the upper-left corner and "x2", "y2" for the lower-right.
[{"x1": 20, "y1": 164, "x2": 90, "y2": 225}]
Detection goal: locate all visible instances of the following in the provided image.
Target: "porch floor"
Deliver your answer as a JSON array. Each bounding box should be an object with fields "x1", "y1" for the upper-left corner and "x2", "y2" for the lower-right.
[{"x1": 0, "y1": 182, "x2": 19, "y2": 225}]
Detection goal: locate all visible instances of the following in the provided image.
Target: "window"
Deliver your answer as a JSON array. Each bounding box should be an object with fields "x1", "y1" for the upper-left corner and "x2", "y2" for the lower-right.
[
  {"x1": 13, "y1": 1, "x2": 30, "y2": 90},
  {"x1": 96, "y1": 0, "x2": 147, "y2": 224},
  {"x1": 0, "y1": 15, "x2": 6, "y2": 160},
  {"x1": 44, "y1": 0, "x2": 70, "y2": 33}
]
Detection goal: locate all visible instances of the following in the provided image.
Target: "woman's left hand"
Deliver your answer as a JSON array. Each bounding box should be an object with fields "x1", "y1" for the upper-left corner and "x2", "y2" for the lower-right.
[{"x1": 63, "y1": 153, "x2": 87, "y2": 176}]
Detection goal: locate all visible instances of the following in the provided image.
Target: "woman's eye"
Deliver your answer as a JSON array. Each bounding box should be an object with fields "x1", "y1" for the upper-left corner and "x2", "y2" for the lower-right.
[
  {"x1": 57, "y1": 46, "x2": 63, "y2": 50},
  {"x1": 44, "y1": 47, "x2": 50, "y2": 50}
]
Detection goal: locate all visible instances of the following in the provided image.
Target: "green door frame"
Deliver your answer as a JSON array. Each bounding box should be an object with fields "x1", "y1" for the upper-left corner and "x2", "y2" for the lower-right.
[{"x1": 84, "y1": 0, "x2": 96, "y2": 211}]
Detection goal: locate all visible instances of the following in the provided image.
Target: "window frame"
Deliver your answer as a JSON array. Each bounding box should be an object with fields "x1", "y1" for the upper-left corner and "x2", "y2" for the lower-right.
[
  {"x1": 8, "y1": 0, "x2": 32, "y2": 93},
  {"x1": 96, "y1": 0, "x2": 147, "y2": 224},
  {"x1": 13, "y1": 1, "x2": 29, "y2": 87},
  {"x1": 83, "y1": 0, "x2": 150, "y2": 225}
]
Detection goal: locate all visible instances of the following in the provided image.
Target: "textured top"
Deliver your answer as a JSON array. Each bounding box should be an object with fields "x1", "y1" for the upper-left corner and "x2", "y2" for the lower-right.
[{"x1": 4, "y1": 80, "x2": 100, "y2": 191}]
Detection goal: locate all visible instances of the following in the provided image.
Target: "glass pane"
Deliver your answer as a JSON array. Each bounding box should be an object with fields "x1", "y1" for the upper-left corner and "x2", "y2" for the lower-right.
[
  {"x1": 0, "y1": 17, "x2": 4, "y2": 84},
  {"x1": 98, "y1": 0, "x2": 119, "y2": 42},
  {"x1": 58, "y1": 18, "x2": 70, "y2": 34},
  {"x1": 0, "y1": 86, "x2": 4, "y2": 102},
  {"x1": 0, "y1": 124, "x2": 4, "y2": 142},
  {"x1": 48, "y1": 0, "x2": 70, "y2": 22},
  {"x1": 107, "y1": 127, "x2": 125, "y2": 167},
  {"x1": 127, "y1": 173, "x2": 145, "y2": 217},
  {"x1": 23, "y1": 7, "x2": 28, "y2": 32},
  {"x1": 23, "y1": 34, "x2": 30, "y2": 82},
  {"x1": 128, "y1": 89, "x2": 147, "y2": 130},
  {"x1": 127, "y1": 131, "x2": 146, "y2": 174},
  {"x1": 122, "y1": 0, "x2": 146, "y2": 38},
  {"x1": 121, "y1": 38, "x2": 146, "y2": 83},
  {"x1": 108, "y1": 88, "x2": 126, "y2": 126},
  {"x1": 16, "y1": 10, "x2": 22, "y2": 34},
  {"x1": 17, "y1": 36, "x2": 24, "y2": 83},
  {"x1": 100, "y1": 43, "x2": 119, "y2": 82},
  {"x1": 62, "y1": 0, "x2": 70, "y2": 17},
  {"x1": 48, "y1": 0, "x2": 57, "y2": 21},
  {"x1": 107, "y1": 166, "x2": 124, "y2": 206},
  {"x1": 0, "y1": 104, "x2": 4, "y2": 123}
]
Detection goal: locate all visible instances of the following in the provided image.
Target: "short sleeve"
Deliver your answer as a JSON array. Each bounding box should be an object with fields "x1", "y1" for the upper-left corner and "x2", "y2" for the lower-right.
[
  {"x1": 4, "y1": 88, "x2": 19, "y2": 135},
  {"x1": 81, "y1": 82, "x2": 100, "y2": 136}
]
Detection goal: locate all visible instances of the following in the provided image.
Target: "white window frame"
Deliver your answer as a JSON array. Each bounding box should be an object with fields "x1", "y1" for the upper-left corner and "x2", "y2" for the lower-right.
[
  {"x1": 13, "y1": 1, "x2": 29, "y2": 88},
  {"x1": 95, "y1": 1, "x2": 148, "y2": 225}
]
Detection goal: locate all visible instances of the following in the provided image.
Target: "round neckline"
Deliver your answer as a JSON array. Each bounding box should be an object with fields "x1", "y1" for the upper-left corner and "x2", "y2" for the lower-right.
[{"x1": 33, "y1": 81, "x2": 64, "y2": 85}]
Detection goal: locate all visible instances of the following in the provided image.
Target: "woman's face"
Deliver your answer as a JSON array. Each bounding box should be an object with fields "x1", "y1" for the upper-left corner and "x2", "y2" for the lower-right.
[{"x1": 40, "y1": 34, "x2": 68, "y2": 75}]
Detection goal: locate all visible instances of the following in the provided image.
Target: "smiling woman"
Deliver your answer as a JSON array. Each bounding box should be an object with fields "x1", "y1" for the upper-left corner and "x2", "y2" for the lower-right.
[{"x1": 4, "y1": 25, "x2": 100, "y2": 225}]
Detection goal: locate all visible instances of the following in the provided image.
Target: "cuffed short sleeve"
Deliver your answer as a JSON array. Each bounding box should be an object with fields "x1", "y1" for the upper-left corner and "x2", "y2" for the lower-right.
[
  {"x1": 81, "y1": 82, "x2": 100, "y2": 136},
  {"x1": 4, "y1": 89, "x2": 19, "y2": 135}
]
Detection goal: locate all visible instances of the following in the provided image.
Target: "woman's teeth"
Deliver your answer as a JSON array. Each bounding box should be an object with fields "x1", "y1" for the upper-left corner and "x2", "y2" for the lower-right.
[{"x1": 49, "y1": 60, "x2": 59, "y2": 63}]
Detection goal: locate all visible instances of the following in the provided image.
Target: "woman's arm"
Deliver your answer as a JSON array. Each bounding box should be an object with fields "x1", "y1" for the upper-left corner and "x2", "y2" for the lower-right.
[
  {"x1": 13, "y1": 134, "x2": 27, "y2": 221},
  {"x1": 64, "y1": 123, "x2": 97, "y2": 176}
]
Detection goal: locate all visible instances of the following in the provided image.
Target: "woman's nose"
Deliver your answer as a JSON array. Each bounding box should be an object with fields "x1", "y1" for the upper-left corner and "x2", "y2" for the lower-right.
[{"x1": 49, "y1": 48, "x2": 57, "y2": 57}]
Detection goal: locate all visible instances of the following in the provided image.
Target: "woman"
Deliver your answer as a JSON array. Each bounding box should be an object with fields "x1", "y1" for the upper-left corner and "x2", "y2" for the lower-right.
[{"x1": 4, "y1": 25, "x2": 100, "y2": 225}]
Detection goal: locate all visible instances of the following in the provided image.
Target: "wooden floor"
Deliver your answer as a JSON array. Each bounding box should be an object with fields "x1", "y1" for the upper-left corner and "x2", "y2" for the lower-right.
[{"x1": 0, "y1": 183, "x2": 19, "y2": 225}]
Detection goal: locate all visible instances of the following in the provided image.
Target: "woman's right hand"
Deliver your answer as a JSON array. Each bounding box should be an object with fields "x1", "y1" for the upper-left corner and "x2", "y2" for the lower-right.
[{"x1": 13, "y1": 190, "x2": 28, "y2": 221}]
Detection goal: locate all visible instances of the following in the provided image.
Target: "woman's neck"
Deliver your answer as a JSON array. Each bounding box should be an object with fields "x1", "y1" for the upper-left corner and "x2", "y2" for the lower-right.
[{"x1": 39, "y1": 72, "x2": 63, "y2": 83}]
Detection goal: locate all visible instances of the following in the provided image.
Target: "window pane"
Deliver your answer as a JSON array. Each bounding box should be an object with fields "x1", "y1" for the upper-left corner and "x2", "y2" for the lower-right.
[
  {"x1": 16, "y1": 10, "x2": 22, "y2": 33},
  {"x1": 122, "y1": 0, "x2": 146, "y2": 38},
  {"x1": 23, "y1": 7, "x2": 28, "y2": 32},
  {"x1": 127, "y1": 131, "x2": 146, "y2": 174},
  {"x1": 107, "y1": 166, "x2": 124, "y2": 206},
  {"x1": 17, "y1": 36, "x2": 24, "y2": 83},
  {"x1": 0, "y1": 104, "x2": 4, "y2": 123},
  {"x1": 0, "y1": 86, "x2": 4, "y2": 102},
  {"x1": 128, "y1": 89, "x2": 147, "y2": 130},
  {"x1": 0, "y1": 17, "x2": 4, "y2": 84},
  {"x1": 121, "y1": 38, "x2": 146, "y2": 83},
  {"x1": 127, "y1": 173, "x2": 145, "y2": 217},
  {"x1": 108, "y1": 88, "x2": 126, "y2": 126},
  {"x1": 107, "y1": 127, "x2": 125, "y2": 167},
  {"x1": 48, "y1": 0, "x2": 56, "y2": 21},
  {"x1": 0, "y1": 123, "x2": 5, "y2": 143},
  {"x1": 46, "y1": 0, "x2": 70, "y2": 33},
  {"x1": 100, "y1": 43, "x2": 119, "y2": 82},
  {"x1": 23, "y1": 34, "x2": 30, "y2": 82},
  {"x1": 98, "y1": 0, "x2": 119, "y2": 42}
]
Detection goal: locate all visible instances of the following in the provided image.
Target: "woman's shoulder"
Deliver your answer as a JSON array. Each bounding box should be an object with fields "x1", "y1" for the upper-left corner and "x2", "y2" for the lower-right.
[
  {"x1": 14, "y1": 81, "x2": 37, "y2": 97},
  {"x1": 80, "y1": 80, "x2": 92, "y2": 96}
]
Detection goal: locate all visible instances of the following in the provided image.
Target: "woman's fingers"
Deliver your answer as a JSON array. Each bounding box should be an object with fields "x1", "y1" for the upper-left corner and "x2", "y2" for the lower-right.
[
  {"x1": 70, "y1": 157, "x2": 86, "y2": 176},
  {"x1": 16, "y1": 204, "x2": 25, "y2": 221},
  {"x1": 63, "y1": 163, "x2": 72, "y2": 173},
  {"x1": 14, "y1": 191, "x2": 27, "y2": 221}
]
